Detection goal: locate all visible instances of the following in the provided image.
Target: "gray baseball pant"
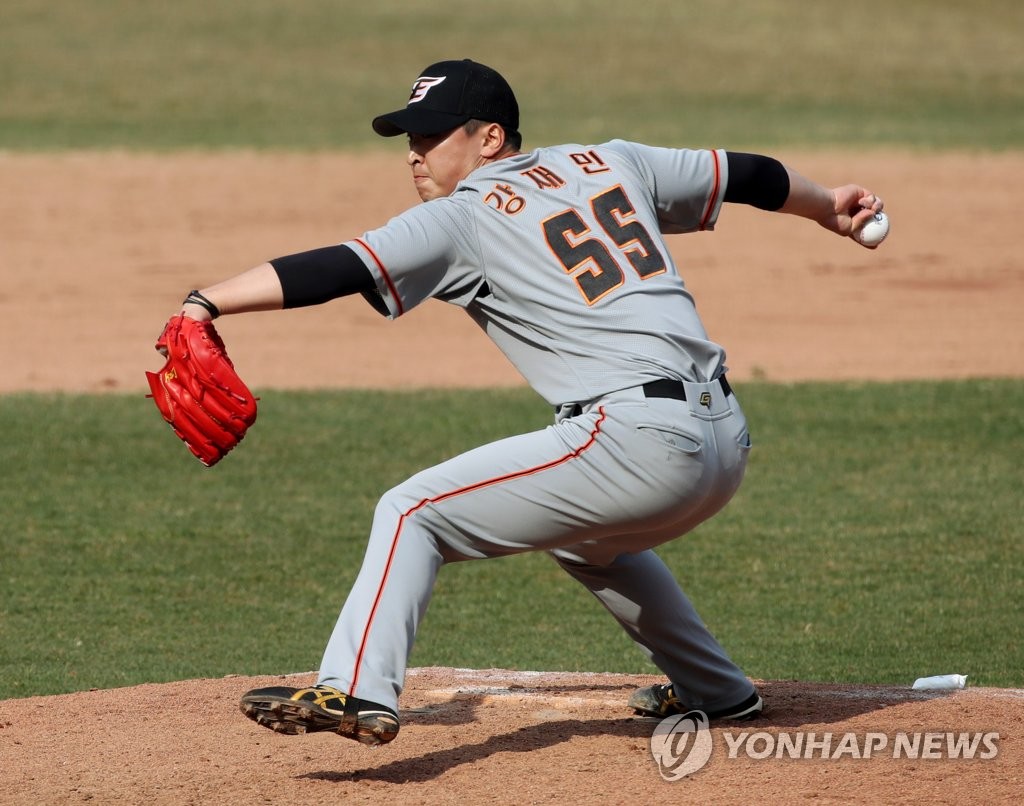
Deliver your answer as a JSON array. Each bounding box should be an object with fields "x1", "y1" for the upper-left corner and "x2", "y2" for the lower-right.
[{"x1": 317, "y1": 379, "x2": 756, "y2": 714}]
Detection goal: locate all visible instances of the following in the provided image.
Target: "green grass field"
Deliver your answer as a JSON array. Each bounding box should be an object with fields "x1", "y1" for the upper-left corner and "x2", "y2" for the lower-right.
[
  {"x1": 1, "y1": 381, "x2": 1020, "y2": 698},
  {"x1": 2, "y1": 0, "x2": 1023, "y2": 150}
]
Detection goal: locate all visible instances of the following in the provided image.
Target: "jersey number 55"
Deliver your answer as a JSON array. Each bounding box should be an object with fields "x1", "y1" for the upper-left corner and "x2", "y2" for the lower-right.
[{"x1": 542, "y1": 185, "x2": 667, "y2": 305}]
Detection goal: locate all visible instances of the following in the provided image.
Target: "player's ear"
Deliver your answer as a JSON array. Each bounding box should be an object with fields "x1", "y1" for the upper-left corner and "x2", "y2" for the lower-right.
[{"x1": 479, "y1": 122, "x2": 507, "y2": 158}]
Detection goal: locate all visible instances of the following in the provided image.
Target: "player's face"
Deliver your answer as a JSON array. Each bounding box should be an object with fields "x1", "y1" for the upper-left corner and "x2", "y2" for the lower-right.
[{"x1": 407, "y1": 126, "x2": 487, "y2": 201}]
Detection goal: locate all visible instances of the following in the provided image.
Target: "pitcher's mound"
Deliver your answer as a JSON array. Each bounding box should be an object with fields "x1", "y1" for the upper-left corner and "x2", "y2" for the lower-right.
[{"x1": 2, "y1": 667, "x2": 1021, "y2": 804}]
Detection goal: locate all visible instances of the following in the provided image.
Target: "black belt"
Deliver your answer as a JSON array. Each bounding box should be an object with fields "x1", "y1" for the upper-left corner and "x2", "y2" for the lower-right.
[
  {"x1": 642, "y1": 376, "x2": 732, "y2": 401},
  {"x1": 565, "y1": 376, "x2": 731, "y2": 417}
]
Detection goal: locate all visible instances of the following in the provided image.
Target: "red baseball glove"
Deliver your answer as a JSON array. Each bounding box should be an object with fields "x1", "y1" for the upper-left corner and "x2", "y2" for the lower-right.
[{"x1": 146, "y1": 314, "x2": 258, "y2": 466}]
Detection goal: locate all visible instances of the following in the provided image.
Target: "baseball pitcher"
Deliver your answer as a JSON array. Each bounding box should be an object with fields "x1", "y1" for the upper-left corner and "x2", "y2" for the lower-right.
[{"x1": 150, "y1": 59, "x2": 886, "y2": 747}]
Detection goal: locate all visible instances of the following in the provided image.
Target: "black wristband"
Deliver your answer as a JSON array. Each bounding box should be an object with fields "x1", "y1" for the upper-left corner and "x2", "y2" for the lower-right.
[{"x1": 183, "y1": 289, "x2": 221, "y2": 318}]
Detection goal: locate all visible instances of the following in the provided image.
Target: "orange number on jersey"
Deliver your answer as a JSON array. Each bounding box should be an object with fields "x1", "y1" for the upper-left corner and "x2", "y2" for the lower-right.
[{"x1": 542, "y1": 186, "x2": 667, "y2": 304}]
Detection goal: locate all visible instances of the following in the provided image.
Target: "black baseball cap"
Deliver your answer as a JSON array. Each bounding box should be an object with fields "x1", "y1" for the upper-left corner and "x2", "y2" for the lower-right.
[{"x1": 372, "y1": 59, "x2": 519, "y2": 137}]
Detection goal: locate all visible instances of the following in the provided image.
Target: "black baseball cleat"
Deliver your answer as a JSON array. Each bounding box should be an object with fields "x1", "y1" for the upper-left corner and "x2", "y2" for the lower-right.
[
  {"x1": 628, "y1": 683, "x2": 763, "y2": 721},
  {"x1": 240, "y1": 684, "x2": 400, "y2": 747}
]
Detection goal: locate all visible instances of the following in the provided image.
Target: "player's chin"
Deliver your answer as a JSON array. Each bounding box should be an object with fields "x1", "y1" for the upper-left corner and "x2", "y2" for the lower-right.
[
  {"x1": 412, "y1": 179, "x2": 434, "y2": 202},
  {"x1": 413, "y1": 179, "x2": 449, "y2": 202}
]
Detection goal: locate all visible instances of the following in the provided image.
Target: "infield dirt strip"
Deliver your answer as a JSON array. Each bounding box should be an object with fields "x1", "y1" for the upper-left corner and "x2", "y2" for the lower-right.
[{"x1": 1, "y1": 151, "x2": 1022, "y2": 804}]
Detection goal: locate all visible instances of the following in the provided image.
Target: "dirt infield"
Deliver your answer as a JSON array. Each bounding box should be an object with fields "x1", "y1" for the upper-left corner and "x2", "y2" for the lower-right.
[
  {"x1": 1, "y1": 150, "x2": 1022, "y2": 392},
  {"x1": 1, "y1": 150, "x2": 1022, "y2": 803}
]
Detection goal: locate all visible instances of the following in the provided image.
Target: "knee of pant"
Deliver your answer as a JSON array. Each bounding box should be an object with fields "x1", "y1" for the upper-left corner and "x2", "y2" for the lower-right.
[
  {"x1": 373, "y1": 483, "x2": 449, "y2": 536},
  {"x1": 374, "y1": 483, "x2": 419, "y2": 522}
]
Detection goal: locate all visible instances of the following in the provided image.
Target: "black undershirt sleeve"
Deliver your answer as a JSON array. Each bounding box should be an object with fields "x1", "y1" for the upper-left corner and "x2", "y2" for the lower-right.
[
  {"x1": 724, "y1": 152, "x2": 791, "y2": 211},
  {"x1": 269, "y1": 244, "x2": 376, "y2": 309}
]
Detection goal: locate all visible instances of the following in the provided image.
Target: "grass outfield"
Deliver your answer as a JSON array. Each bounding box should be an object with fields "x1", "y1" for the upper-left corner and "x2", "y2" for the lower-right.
[
  {"x1": 1, "y1": 0, "x2": 1022, "y2": 150},
  {"x1": 1, "y1": 380, "x2": 1020, "y2": 699}
]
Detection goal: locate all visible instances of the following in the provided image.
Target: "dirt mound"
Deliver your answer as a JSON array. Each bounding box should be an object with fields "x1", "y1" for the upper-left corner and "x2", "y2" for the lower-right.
[{"x1": 2, "y1": 669, "x2": 1020, "y2": 804}]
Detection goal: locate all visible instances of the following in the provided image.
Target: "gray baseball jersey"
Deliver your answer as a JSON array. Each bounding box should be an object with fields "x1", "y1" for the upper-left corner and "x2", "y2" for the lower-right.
[
  {"x1": 350, "y1": 141, "x2": 729, "y2": 405},
  {"x1": 317, "y1": 141, "x2": 757, "y2": 716}
]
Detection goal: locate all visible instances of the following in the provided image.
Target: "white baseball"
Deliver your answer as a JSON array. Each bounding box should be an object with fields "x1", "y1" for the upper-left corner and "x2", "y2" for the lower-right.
[{"x1": 854, "y1": 211, "x2": 890, "y2": 247}]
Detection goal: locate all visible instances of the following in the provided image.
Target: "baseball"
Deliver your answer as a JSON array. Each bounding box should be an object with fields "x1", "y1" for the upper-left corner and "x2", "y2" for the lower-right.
[{"x1": 854, "y1": 211, "x2": 890, "y2": 247}]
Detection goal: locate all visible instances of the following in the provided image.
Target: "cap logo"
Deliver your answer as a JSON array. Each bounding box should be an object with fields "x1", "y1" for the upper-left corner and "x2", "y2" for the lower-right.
[{"x1": 408, "y1": 75, "x2": 446, "y2": 104}]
